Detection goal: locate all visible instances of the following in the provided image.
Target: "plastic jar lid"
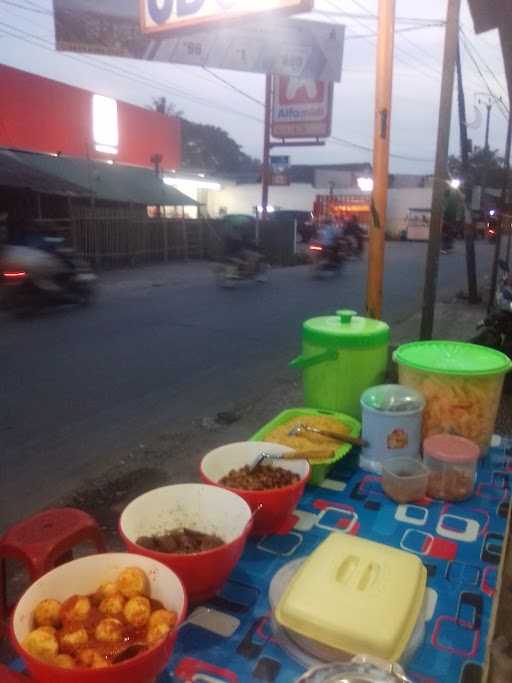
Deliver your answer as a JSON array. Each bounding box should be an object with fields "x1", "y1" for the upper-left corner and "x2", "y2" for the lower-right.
[
  {"x1": 303, "y1": 310, "x2": 390, "y2": 349},
  {"x1": 361, "y1": 384, "x2": 425, "y2": 415},
  {"x1": 394, "y1": 340, "x2": 511, "y2": 376},
  {"x1": 423, "y1": 434, "x2": 480, "y2": 464}
]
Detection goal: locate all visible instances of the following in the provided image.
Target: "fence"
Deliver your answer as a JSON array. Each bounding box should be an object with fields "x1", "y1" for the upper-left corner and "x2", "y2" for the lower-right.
[{"x1": 65, "y1": 205, "x2": 297, "y2": 268}]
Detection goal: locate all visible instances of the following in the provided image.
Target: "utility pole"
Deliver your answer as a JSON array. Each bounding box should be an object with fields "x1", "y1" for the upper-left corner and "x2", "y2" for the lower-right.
[
  {"x1": 488, "y1": 109, "x2": 512, "y2": 312},
  {"x1": 366, "y1": 0, "x2": 395, "y2": 320},
  {"x1": 456, "y1": 42, "x2": 479, "y2": 304},
  {"x1": 261, "y1": 74, "x2": 272, "y2": 222},
  {"x1": 420, "y1": 0, "x2": 461, "y2": 340},
  {"x1": 484, "y1": 99, "x2": 492, "y2": 151}
]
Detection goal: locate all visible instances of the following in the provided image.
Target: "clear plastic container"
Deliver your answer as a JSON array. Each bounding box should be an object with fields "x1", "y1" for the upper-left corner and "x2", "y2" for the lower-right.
[
  {"x1": 423, "y1": 434, "x2": 480, "y2": 501},
  {"x1": 381, "y1": 456, "x2": 429, "y2": 504},
  {"x1": 394, "y1": 341, "x2": 511, "y2": 454}
]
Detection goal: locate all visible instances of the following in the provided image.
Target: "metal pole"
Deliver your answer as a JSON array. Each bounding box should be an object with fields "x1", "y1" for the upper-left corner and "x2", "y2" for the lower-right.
[
  {"x1": 456, "y1": 42, "x2": 479, "y2": 304},
  {"x1": 261, "y1": 73, "x2": 272, "y2": 222},
  {"x1": 366, "y1": 0, "x2": 396, "y2": 320},
  {"x1": 420, "y1": 0, "x2": 461, "y2": 340},
  {"x1": 488, "y1": 109, "x2": 512, "y2": 312}
]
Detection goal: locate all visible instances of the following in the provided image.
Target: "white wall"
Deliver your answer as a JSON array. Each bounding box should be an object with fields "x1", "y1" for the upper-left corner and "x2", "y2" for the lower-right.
[
  {"x1": 386, "y1": 188, "x2": 433, "y2": 237},
  {"x1": 207, "y1": 182, "x2": 433, "y2": 238},
  {"x1": 207, "y1": 182, "x2": 322, "y2": 216}
]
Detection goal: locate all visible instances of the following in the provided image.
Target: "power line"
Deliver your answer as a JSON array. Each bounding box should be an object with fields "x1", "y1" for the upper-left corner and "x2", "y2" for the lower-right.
[
  {"x1": 341, "y1": 0, "x2": 503, "y2": 111},
  {"x1": 331, "y1": 135, "x2": 433, "y2": 163},
  {"x1": 460, "y1": 27, "x2": 509, "y2": 104},
  {"x1": 202, "y1": 68, "x2": 264, "y2": 108},
  {"x1": 459, "y1": 30, "x2": 509, "y2": 120},
  {"x1": 0, "y1": 20, "x2": 265, "y2": 124}
]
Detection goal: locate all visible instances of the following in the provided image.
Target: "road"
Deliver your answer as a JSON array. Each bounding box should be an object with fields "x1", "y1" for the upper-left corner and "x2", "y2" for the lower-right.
[{"x1": 1, "y1": 242, "x2": 494, "y2": 528}]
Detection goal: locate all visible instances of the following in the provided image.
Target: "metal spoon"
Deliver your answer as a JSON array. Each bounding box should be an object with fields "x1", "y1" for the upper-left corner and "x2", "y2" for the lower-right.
[{"x1": 288, "y1": 423, "x2": 368, "y2": 448}]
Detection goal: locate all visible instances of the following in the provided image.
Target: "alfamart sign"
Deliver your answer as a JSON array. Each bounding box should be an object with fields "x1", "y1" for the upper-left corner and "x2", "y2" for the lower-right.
[{"x1": 140, "y1": 0, "x2": 313, "y2": 33}]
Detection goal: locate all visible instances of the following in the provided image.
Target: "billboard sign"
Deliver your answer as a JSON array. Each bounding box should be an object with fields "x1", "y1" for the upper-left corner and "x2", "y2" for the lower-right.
[
  {"x1": 53, "y1": 1, "x2": 344, "y2": 81},
  {"x1": 271, "y1": 76, "x2": 334, "y2": 139},
  {"x1": 140, "y1": 0, "x2": 314, "y2": 34}
]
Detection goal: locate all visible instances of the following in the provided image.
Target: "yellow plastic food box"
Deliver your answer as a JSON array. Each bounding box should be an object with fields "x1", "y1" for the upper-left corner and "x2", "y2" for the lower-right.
[{"x1": 275, "y1": 533, "x2": 427, "y2": 662}]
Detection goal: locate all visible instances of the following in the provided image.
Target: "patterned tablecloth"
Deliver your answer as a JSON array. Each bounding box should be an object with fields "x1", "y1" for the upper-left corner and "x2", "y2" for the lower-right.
[{"x1": 10, "y1": 439, "x2": 511, "y2": 683}]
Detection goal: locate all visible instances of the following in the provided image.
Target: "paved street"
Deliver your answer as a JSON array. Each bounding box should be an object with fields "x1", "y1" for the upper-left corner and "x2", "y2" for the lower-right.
[{"x1": 1, "y1": 241, "x2": 494, "y2": 528}]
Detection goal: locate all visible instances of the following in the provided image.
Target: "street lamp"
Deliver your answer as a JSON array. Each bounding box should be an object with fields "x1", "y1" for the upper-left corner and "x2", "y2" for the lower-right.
[
  {"x1": 449, "y1": 178, "x2": 461, "y2": 190},
  {"x1": 357, "y1": 176, "x2": 374, "y2": 192}
]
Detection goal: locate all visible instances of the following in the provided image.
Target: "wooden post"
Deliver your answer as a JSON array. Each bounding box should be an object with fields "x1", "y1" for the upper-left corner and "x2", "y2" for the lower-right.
[
  {"x1": 366, "y1": 0, "x2": 396, "y2": 320},
  {"x1": 420, "y1": 0, "x2": 461, "y2": 340},
  {"x1": 163, "y1": 217, "x2": 169, "y2": 262},
  {"x1": 456, "y1": 42, "x2": 479, "y2": 304},
  {"x1": 261, "y1": 73, "x2": 272, "y2": 222}
]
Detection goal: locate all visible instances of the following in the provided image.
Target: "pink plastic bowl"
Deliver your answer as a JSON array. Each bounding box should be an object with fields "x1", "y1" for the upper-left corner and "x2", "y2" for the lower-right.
[
  {"x1": 10, "y1": 553, "x2": 187, "y2": 683},
  {"x1": 200, "y1": 442, "x2": 310, "y2": 536},
  {"x1": 119, "y1": 484, "x2": 252, "y2": 605}
]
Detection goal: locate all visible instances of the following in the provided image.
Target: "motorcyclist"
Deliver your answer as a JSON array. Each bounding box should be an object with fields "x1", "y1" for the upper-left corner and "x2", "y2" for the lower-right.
[
  {"x1": 223, "y1": 225, "x2": 263, "y2": 277},
  {"x1": 344, "y1": 214, "x2": 364, "y2": 255},
  {"x1": 318, "y1": 217, "x2": 338, "y2": 265}
]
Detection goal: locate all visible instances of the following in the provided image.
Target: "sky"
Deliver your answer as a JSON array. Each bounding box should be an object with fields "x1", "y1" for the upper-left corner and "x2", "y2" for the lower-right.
[{"x1": 0, "y1": 0, "x2": 509, "y2": 174}]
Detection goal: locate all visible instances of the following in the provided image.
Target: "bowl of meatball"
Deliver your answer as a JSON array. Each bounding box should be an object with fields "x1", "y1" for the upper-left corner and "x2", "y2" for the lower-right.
[
  {"x1": 200, "y1": 442, "x2": 311, "y2": 536},
  {"x1": 119, "y1": 483, "x2": 253, "y2": 605},
  {"x1": 10, "y1": 553, "x2": 187, "y2": 683}
]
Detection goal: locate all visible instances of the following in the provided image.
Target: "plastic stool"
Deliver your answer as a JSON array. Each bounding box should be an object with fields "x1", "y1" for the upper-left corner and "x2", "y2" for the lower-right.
[{"x1": 0, "y1": 508, "x2": 105, "y2": 617}]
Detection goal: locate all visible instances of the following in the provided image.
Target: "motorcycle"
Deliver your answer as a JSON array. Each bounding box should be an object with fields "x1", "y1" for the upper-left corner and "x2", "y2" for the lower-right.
[
  {"x1": 309, "y1": 237, "x2": 352, "y2": 277},
  {"x1": 214, "y1": 250, "x2": 269, "y2": 288},
  {"x1": 1, "y1": 241, "x2": 97, "y2": 315},
  {"x1": 474, "y1": 259, "x2": 512, "y2": 388}
]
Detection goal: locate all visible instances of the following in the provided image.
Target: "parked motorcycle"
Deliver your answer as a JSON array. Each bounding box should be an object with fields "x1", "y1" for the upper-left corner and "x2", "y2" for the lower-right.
[
  {"x1": 474, "y1": 259, "x2": 512, "y2": 389},
  {"x1": 1, "y1": 241, "x2": 97, "y2": 315}
]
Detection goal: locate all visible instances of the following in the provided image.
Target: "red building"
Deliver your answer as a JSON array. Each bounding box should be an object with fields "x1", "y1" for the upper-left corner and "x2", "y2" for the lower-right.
[{"x1": 0, "y1": 65, "x2": 181, "y2": 170}]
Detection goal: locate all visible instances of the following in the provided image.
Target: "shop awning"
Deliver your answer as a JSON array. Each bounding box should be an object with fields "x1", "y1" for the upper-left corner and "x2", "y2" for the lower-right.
[{"x1": 0, "y1": 149, "x2": 198, "y2": 207}]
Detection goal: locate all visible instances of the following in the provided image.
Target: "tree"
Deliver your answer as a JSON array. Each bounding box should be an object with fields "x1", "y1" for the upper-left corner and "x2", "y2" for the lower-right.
[
  {"x1": 150, "y1": 99, "x2": 260, "y2": 175},
  {"x1": 448, "y1": 146, "x2": 506, "y2": 189},
  {"x1": 151, "y1": 96, "x2": 183, "y2": 118}
]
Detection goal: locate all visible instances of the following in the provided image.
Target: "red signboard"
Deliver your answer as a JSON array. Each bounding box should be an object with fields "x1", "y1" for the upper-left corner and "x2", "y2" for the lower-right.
[
  {"x1": 0, "y1": 65, "x2": 181, "y2": 170},
  {"x1": 271, "y1": 75, "x2": 333, "y2": 139}
]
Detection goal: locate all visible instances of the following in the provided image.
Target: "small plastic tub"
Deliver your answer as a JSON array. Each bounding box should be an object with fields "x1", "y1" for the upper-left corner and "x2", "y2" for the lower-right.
[
  {"x1": 381, "y1": 456, "x2": 429, "y2": 504},
  {"x1": 423, "y1": 434, "x2": 480, "y2": 501}
]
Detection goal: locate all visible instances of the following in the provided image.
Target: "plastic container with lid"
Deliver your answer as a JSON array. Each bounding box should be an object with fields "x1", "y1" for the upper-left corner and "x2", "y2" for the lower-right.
[
  {"x1": 275, "y1": 533, "x2": 426, "y2": 664},
  {"x1": 381, "y1": 456, "x2": 429, "y2": 504},
  {"x1": 423, "y1": 434, "x2": 480, "y2": 501},
  {"x1": 394, "y1": 341, "x2": 511, "y2": 454},
  {"x1": 359, "y1": 384, "x2": 425, "y2": 473},
  {"x1": 290, "y1": 310, "x2": 390, "y2": 419},
  {"x1": 295, "y1": 658, "x2": 413, "y2": 683}
]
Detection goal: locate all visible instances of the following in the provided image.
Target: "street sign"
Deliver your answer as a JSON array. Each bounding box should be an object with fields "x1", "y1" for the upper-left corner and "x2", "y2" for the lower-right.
[
  {"x1": 270, "y1": 155, "x2": 290, "y2": 172},
  {"x1": 141, "y1": 0, "x2": 314, "y2": 35},
  {"x1": 271, "y1": 76, "x2": 334, "y2": 139},
  {"x1": 53, "y1": 1, "x2": 345, "y2": 81}
]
